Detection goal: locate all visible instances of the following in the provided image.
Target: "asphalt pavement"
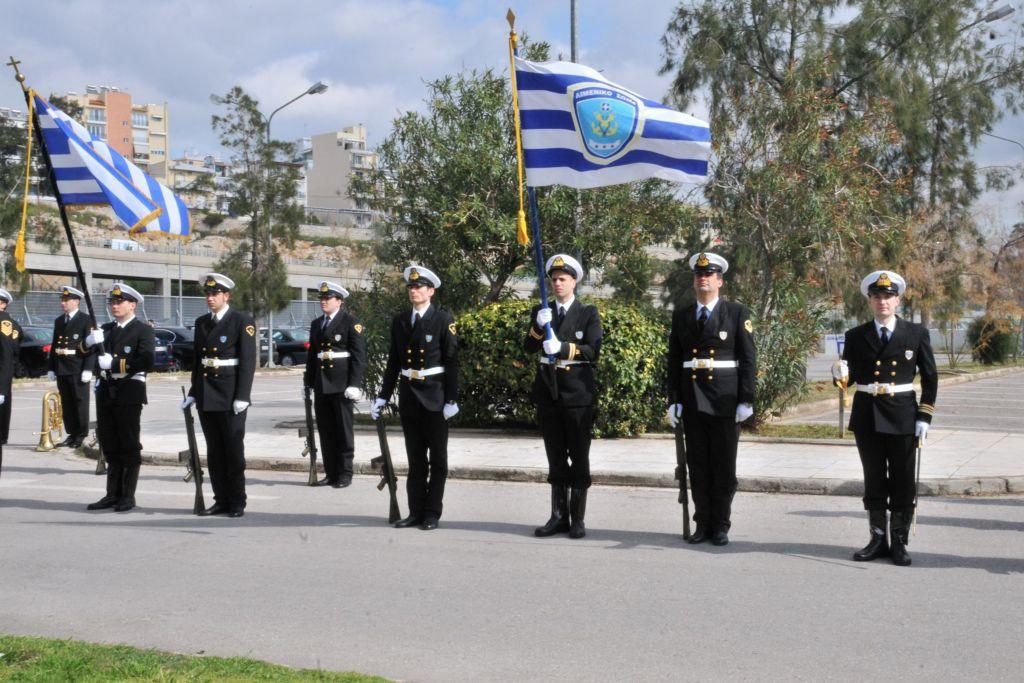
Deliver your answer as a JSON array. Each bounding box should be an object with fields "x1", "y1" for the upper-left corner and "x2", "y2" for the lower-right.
[{"x1": 1, "y1": 449, "x2": 1021, "y2": 681}]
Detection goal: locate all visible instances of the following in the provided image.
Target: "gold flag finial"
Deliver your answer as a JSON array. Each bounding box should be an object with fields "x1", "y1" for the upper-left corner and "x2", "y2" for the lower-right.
[
  {"x1": 6, "y1": 56, "x2": 27, "y2": 90},
  {"x1": 506, "y1": 9, "x2": 516, "y2": 29}
]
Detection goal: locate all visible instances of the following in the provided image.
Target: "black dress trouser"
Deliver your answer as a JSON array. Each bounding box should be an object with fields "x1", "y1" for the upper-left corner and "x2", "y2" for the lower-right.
[
  {"x1": 314, "y1": 392, "x2": 354, "y2": 482},
  {"x1": 683, "y1": 411, "x2": 739, "y2": 531},
  {"x1": 854, "y1": 430, "x2": 916, "y2": 511},
  {"x1": 57, "y1": 374, "x2": 90, "y2": 438},
  {"x1": 537, "y1": 403, "x2": 593, "y2": 489},
  {"x1": 199, "y1": 409, "x2": 248, "y2": 509},
  {"x1": 96, "y1": 390, "x2": 142, "y2": 468},
  {"x1": 399, "y1": 397, "x2": 448, "y2": 520}
]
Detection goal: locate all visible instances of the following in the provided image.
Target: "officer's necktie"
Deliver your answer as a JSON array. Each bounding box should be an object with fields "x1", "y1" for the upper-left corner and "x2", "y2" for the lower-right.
[
  {"x1": 556, "y1": 306, "x2": 566, "y2": 330},
  {"x1": 413, "y1": 312, "x2": 421, "y2": 329},
  {"x1": 880, "y1": 326, "x2": 889, "y2": 345},
  {"x1": 698, "y1": 306, "x2": 709, "y2": 330},
  {"x1": 322, "y1": 316, "x2": 329, "y2": 331},
  {"x1": 64, "y1": 313, "x2": 69, "y2": 325}
]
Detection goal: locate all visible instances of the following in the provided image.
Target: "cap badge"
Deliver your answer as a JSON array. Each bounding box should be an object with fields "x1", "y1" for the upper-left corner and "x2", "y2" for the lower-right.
[
  {"x1": 552, "y1": 256, "x2": 565, "y2": 268},
  {"x1": 409, "y1": 269, "x2": 420, "y2": 280},
  {"x1": 206, "y1": 278, "x2": 217, "y2": 287},
  {"x1": 876, "y1": 273, "x2": 892, "y2": 288},
  {"x1": 696, "y1": 253, "x2": 710, "y2": 267},
  {"x1": 320, "y1": 283, "x2": 330, "y2": 292},
  {"x1": 111, "y1": 287, "x2": 122, "y2": 296}
]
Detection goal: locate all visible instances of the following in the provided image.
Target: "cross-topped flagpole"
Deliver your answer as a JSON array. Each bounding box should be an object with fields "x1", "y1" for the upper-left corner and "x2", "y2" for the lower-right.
[{"x1": 7, "y1": 56, "x2": 101, "y2": 332}]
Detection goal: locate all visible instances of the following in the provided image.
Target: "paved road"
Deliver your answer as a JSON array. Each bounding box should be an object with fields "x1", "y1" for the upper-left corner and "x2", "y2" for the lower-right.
[
  {"x1": 790, "y1": 373, "x2": 1024, "y2": 433},
  {"x1": 1, "y1": 449, "x2": 1021, "y2": 681}
]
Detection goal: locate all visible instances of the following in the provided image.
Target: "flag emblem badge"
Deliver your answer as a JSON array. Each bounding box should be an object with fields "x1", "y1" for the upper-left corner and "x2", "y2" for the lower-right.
[{"x1": 569, "y1": 84, "x2": 643, "y2": 164}]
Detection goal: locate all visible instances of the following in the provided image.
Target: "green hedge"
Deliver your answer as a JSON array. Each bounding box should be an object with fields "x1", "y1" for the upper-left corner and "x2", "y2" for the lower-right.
[
  {"x1": 456, "y1": 299, "x2": 668, "y2": 437},
  {"x1": 968, "y1": 317, "x2": 1017, "y2": 365}
]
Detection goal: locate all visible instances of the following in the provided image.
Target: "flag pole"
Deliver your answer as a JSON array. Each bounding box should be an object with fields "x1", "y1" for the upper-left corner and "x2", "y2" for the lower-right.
[
  {"x1": 8, "y1": 57, "x2": 101, "y2": 330},
  {"x1": 507, "y1": 11, "x2": 558, "y2": 400}
]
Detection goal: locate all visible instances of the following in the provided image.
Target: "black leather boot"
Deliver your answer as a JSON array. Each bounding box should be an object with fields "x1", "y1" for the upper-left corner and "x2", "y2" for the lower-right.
[
  {"x1": 87, "y1": 465, "x2": 122, "y2": 510},
  {"x1": 534, "y1": 484, "x2": 570, "y2": 537},
  {"x1": 890, "y1": 509, "x2": 913, "y2": 566},
  {"x1": 114, "y1": 464, "x2": 140, "y2": 512},
  {"x1": 568, "y1": 487, "x2": 587, "y2": 539},
  {"x1": 853, "y1": 510, "x2": 889, "y2": 561}
]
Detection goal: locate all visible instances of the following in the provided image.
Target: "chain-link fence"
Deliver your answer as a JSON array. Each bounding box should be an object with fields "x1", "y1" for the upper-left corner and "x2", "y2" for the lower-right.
[{"x1": 10, "y1": 291, "x2": 322, "y2": 329}]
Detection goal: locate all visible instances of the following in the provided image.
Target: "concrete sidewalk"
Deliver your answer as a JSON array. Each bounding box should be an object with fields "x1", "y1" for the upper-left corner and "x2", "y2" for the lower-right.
[{"x1": 58, "y1": 420, "x2": 1023, "y2": 497}]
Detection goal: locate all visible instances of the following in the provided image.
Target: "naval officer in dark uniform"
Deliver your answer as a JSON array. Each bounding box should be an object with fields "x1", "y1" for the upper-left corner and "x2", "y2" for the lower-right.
[
  {"x1": 81, "y1": 283, "x2": 155, "y2": 512},
  {"x1": 0, "y1": 288, "x2": 19, "y2": 445},
  {"x1": 48, "y1": 285, "x2": 97, "y2": 448},
  {"x1": 372, "y1": 265, "x2": 458, "y2": 530},
  {"x1": 667, "y1": 252, "x2": 756, "y2": 546},
  {"x1": 525, "y1": 254, "x2": 602, "y2": 540},
  {"x1": 303, "y1": 280, "x2": 366, "y2": 488},
  {"x1": 181, "y1": 273, "x2": 257, "y2": 518},
  {"x1": 835, "y1": 270, "x2": 937, "y2": 566}
]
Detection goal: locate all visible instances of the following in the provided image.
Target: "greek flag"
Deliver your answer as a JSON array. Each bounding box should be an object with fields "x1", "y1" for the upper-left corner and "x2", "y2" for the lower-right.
[
  {"x1": 33, "y1": 93, "x2": 190, "y2": 236},
  {"x1": 514, "y1": 58, "x2": 710, "y2": 189}
]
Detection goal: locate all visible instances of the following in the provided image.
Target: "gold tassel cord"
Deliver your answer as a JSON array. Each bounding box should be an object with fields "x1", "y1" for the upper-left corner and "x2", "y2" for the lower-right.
[
  {"x1": 506, "y1": 10, "x2": 530, "y2": 247},
  {"x1": 15, "y1": 89, "x2": 35, "y2": 272}
]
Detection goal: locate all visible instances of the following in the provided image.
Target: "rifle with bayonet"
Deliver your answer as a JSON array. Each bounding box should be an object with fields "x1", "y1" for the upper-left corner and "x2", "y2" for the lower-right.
[
  {"x1": 301, "y1": 387, "x2": 319, "y2": 486},
  {"x1": 180, "y1": 386, "x2": 205, "y2": 515},
  {"x1": 370, "y1": 403, "x2": 401, "y2": 524},
  {"x1": 674, "y1": 416, "x2": 692, "y2": 540}
]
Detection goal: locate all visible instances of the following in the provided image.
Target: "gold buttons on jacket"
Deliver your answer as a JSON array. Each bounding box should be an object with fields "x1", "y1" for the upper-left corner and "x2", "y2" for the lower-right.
[
  {"x1": 875, "y1": 360, "x2": 881, "y2": 366},
  {"x1": 892, "y1": 360, "x2": 897, "y2": 366}
]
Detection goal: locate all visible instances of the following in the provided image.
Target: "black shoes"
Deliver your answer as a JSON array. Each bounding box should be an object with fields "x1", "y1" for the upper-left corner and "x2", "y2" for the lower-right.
[
  {"x1": 113, "y1": 465, "x2": 140, "y2": 512},
  {"x1": 87, "y1": 466, "x2": 122, "y2": 510},
  {"x1": 687, "y1": 525, "x2": 710, "y2": 544},
  {"x1": 535, "y1": 484, "x2": 570, "y2": 537},
  {"x1": 86, "y1": 495, "x2": 118, "y2": 511},
  {"x1": 227, "y1": 508, "x2": 245, "y2": 518},
  {"x1": 394, "y1": 515, "x2": 423, "y2": 528},
  {"x1": 420, "y1": 517, "x2": 439, "y2": 530},
  {"x1": 200, "y1": 503, "x2": 231, "y2": 516},
  {"x1": 317, "y1": 477, "x2": 352, "y2": 488},
  {"x1": 568, "y1": 487, "x2": 587, "y2": 539},
  {"x1": 710, "y1": 530, "x2": 729, "y2": 546},
  {"x1": 315, "y1": 477, "x2": 333, "y2": 487},
  {"x1": 853, "y1": 510, "x2": 890, "y2": 562},
  {"x1": 890, "y1": 510, "x2": 913, "y2": 566}
]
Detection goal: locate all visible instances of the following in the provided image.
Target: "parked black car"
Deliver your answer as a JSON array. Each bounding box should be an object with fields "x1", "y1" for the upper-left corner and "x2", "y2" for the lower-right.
[
  {"x1": 154, "y1": 326, "x2": 195, "y2": 372},
  {"x1": 270, "y1": 327, "x2": 310, "y2": 367},
  {"x1": 16, "y1": 325, "x2": 53, "y2": 378}
]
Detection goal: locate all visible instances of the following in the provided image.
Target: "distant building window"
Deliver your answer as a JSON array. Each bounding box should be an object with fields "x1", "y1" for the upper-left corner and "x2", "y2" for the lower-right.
[
  {"x1": 132, "y1": 111, "x2": 148, "y2": 127},
  {"x1": 133, "y1": 129, "x2": 148, "y2": 143},
  {"x1": 87, "y1": 108, "x2": 106, "y2": 123},
  {"x1": 152, "y1": 149, "x2": 164, "y2": 156},
  {"x1": 87, "y1": 123, "x2": 105, "y2": 139}
]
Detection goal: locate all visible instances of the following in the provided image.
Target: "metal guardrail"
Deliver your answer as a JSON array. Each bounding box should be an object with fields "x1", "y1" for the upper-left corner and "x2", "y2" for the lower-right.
[{"x1": 11, "y1": 292, "x2": 322, "y2": 329}]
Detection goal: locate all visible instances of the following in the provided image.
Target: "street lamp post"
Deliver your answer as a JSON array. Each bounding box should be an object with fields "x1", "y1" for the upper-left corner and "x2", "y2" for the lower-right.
[{"x1": 263, "y1": 81, "x2": 328, "y2": 367}]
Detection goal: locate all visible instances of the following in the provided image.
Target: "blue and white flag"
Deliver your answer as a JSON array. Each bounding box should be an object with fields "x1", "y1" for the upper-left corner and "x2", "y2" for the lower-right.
[
  {"x1": 33, "y1": 92, "x2": 190, "y2": 237},
  {"x1": 514, "y1": 58, "x2": 710, "y2": 189}
]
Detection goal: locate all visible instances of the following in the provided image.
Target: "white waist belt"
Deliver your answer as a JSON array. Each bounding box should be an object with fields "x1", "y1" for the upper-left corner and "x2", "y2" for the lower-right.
[
  {"x1": 539, "y1": 358, "x2": 587, "y2": 368},
  {"x1": 317, "y1": 351, "x2": 350, "y2": 360},
  {"x1": 683, "y1": 359, "x2": 737, "y2": 369},
  {"x1": 856, "y1": 383, "x2": 914, "y2": 396},
  {"x1": 401, "y1": 367, "x2": 444, "y2": 380},
  {"x1": 55, "y1": 348, "x2": 77, "y2": 356},
  {"x1": 201, "y1": 358, "x2": 238, "y2": 368}
]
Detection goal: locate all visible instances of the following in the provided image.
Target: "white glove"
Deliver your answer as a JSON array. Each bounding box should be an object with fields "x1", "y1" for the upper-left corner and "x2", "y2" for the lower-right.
[
  {"x1": 47, "y1": 370, "x2": 56, "y2": 382},
  {"x1": 735, "y1": 403, "x2": 754, "y2": 423},
  {"x1": 370, "y1": 397, "x2": 387, "y2": 420},
  {"x1": 535, "y1": 307, "x2": 552, "y2": 327},
  {"x1": 443, "y1": 402, "x2": 459, "y2": 420},
  {"x1": 232, "y1": 400, "x2": 249, "y2": 414},
  {"x1": 97, "y1": 354, "x2": 113, "y2": 370},
  {"x1": 542, "y1": 338, "x2": 561, "y2": 355},
  {"x1": 915, "y1": 421, "x2": 929, "y2": 440},
  {"x1": 667, "y1": 403, "x2": 683, "y2": 428},
  {"x1": 831, "y1": 360, "x2": 849, "y2": 382},
  {"x1": 344, "y1": 386, "x2": 361, "y2": 401},
  {"x1": 180, "y1": 395, "x2": 196, "y2": 411},
  {"x1": 85, "y1": 328, "x2": 105, "y2": 347},
  {"x1": 0, "y1": 395, "x2": 5, "y2": 405},
  {"x1": 80, "y1": 370, "x2": 93, "y2": 383}
]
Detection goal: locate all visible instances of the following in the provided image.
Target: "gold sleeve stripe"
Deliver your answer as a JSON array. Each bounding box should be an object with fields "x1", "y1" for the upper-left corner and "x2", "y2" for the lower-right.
[
  {"x1": 120, "y1": 358, "x2": 126, "y2": 374},
  {"x1": 529, "y1": 327, "x2": 544, "y2": 340},
  {"x1": 918, "y1": 404, "x2": 935, "y2": 414},
  {"x1": 568, "y1": 343, "x2": 577, "y2": 359}
]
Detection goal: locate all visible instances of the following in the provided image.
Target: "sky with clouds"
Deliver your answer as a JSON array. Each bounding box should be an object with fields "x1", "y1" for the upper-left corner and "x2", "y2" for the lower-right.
[{"x1": 1, "y1": 0, "x2": 1020, "y2": 229}]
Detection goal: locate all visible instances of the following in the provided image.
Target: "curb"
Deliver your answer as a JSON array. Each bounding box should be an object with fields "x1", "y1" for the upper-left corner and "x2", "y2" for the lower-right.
[
  {"x1": 77, "y1": 446, "x2": 1023, "y2": 497},
  {"x1": 781, "y1": 365, "x2": 1024, "y2": 419}
]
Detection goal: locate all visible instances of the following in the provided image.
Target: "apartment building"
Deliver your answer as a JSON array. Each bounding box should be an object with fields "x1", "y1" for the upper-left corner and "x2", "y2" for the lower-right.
[
  {"x1": 296, "y1": 124, "x2": 377, "y2": 227},
  {"x1": 65, "y1": 85, "x2": 169, "y2": 182}
]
